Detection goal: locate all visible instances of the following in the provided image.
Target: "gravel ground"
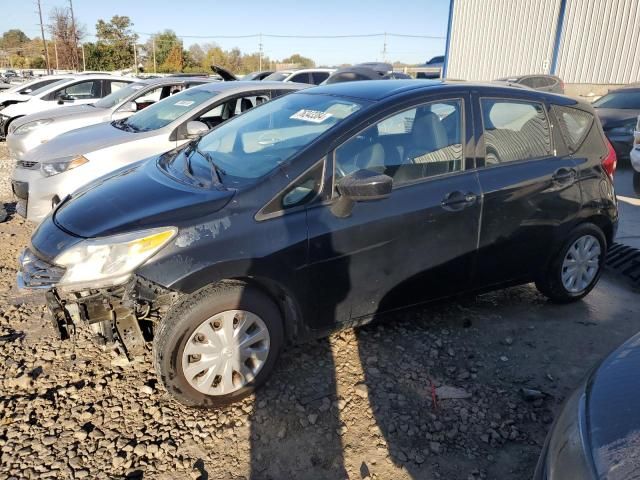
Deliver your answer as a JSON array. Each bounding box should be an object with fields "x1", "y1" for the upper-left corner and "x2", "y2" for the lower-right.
[{"x1": 1, "y1": 142, "x2": 639, "y2": 479}]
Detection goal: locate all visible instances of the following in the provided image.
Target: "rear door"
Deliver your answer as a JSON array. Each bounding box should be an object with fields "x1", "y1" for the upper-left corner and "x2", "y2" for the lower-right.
[
  {"x1": 304, "y1": 94, "x2": 482, "y2": 328},
  {"x1": 473, "y1": 95, "x2": 581, "y2": 287}
]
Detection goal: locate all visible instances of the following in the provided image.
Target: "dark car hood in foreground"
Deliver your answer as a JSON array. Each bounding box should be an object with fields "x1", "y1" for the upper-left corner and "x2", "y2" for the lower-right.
[
  {"x1": 52, "y1": 158, "x2": 235, "y2": 238},
  {"x1": 587, "y1": 332, "x2": 640, "y2": 478},
  {"x1": 595, "y1": 108, "x2": 640, "y2": 129}
]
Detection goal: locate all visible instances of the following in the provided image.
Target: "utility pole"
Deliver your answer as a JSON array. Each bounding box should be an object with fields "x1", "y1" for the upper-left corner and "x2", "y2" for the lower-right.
[
  {"x1": 382, "y1": 32, "x2": 388, "y2": 63},
  {"x1": 36, "y1": 0, "x2": 51, "y2": 74},
  {"x1": 54, "y1": 42, "x2": 59, "y2": 70},
  {"x1": 81, "y1": 44, "x2": 85, "y2": 71},
  {"x1": 133, "y1": 41, "x2": 137, "y2": 74},
  {"x1": 68, "y1": 0, "x2": 79, "y2": 71},
  {"x1": 152, "y1": 36, "x2": 157, "y2": 74},
  {"x1": 259, "y1": 33, "x2": 263, "y2": 71}
]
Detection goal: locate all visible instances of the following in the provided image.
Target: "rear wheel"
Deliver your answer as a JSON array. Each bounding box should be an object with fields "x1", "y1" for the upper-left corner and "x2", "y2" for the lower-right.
[
  {"x1": 535, "y1": 223, "x2": 606, "y2": 303},
  {"x1": 153, "y1": 281, "x2": 284, "y2": 408}
]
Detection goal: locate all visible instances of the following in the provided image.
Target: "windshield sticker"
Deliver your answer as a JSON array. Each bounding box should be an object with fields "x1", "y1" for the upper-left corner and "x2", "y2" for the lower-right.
[
  {"x1": 174, "y1": 100, "x2": 195, "y2": 107},
  {"x1": 290, "y1": 109, "x2": 333, "y2": 123}
]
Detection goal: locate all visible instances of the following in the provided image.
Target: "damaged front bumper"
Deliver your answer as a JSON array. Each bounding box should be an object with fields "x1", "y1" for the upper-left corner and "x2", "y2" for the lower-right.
[{"x1": 18, "y1": 248, "x2": 179, "y2": 358}]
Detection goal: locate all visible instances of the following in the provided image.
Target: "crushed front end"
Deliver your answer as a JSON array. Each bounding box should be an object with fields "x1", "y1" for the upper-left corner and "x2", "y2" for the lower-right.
[{"x1": 18, "y1": 247, "x2": 179, "y2": 358}]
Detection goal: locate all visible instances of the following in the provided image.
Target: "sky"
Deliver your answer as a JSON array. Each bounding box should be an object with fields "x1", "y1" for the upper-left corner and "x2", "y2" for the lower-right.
[{"x1": 1, "y1": 0, "x2": 450, "y2": 66}]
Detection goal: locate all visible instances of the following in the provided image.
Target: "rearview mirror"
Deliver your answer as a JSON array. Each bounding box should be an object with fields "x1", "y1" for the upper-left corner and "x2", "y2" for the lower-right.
[
  {"x1": 118, "y1": 101, "x2": 137, "y2": 113},
  {"x1": 331, "y1": 169, "x2": 392, "y2": 217},
  {"x1": 186, "y1": 120, "x2": 209, "y2": 138}
]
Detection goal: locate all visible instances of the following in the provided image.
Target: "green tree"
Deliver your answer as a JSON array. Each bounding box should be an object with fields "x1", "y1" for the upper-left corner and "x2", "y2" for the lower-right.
[
  {"x1": 281, "y1": 53, "x2": 315, "y2": 68},
  {"x1": 159, "y1": 44, "x2": 183, "y2": 73},
  {"x1": 91, "y1": 15, "x2": 138, "y2": 70},
  {"x1": 144, "y1": 30, "x2": 181, "y2": 72},
  {"x1": 1, "y1": 29, "x2": 29, "y2": 51}
]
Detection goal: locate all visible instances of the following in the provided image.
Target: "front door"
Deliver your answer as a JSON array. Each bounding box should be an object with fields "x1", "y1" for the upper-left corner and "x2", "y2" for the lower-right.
[
  {"x1": 303, "y1": 95, "x2": 482, "y2": 329},
  {"x1": 473, "y1": 96, "x2": 581, "y2": 287}
]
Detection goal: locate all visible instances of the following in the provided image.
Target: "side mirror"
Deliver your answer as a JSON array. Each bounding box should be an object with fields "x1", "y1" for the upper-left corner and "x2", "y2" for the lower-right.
[
  {"x1": 56, "y1": 93, "x2": 73, "y2": 105},
  {"x1": 331, "y1": 169, "x2": 392, "y2": 217},
  {"x1": 118, "y1": 101, "x2": 137, "y2": 113},
  {"x1": 186, "y1": 120, "x2": 209, "y2": 138}
]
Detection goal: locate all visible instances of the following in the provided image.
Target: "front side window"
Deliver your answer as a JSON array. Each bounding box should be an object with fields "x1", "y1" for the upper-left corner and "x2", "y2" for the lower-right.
[
  {"x1": 335, "y1": 99, "x2": 464, "y2": 187},
  {"x1": 122, "y1": 87, "x2": 216, "y2": 132},
  {"x1": 95, "y1": 82, "x2": 145, "y2": 109},
  {"x1": 159, "y1": 93, "x2": 366, "y2": 187},
  {"x1": 58, "y1": 80, "x2": 101, "y2": 100},
  {"x1": 312, "y1": 72, "x2": 330, "y2": 84},
  {"x1": 481, "y1": 99, "x2": 551, "y2": 164},
  {"x1": 290, "y1": 73, "x2": 310, "y2": 83}
]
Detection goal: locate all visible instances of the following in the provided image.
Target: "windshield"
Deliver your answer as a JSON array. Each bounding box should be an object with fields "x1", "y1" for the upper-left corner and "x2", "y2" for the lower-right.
[
  {"x1": 161, "y1": 92, "x2": 367, "y2": 186},
  {"x1": 94, "y1": 82, "x2": 145, "y2": 108},
  {"x1": 263, "y1": 72, "x2": 290, "y2": 81},
  {"x1": 10, "y1": 78, "x2": 67, "y2": 94},
  {"x1": 593, "y1": 91, "x2": 640, "y2": 110},
  {"x1": 121, "y1": 86, "x2": 216, "y2": 132}
]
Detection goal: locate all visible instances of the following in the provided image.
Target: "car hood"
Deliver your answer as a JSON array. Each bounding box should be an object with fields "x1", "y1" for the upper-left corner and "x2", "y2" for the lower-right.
[
  {"x1": 11, "y1": 104, "x2": 108, "y2": 128},
  {"x1": 586, "y1": 331, "x2": 640, "y2": 478},
  {"x1": 52, "y1": 157, "x2": 235, "y2": 238},
  {"x1": 595, "y1": 108, "x2": 640, "y2": 129},
  {"x1": 26, "y1": 121, "x2": 144, "y2": 163},
  {"x1": 0, "y1": 92, "x2": 31, "y2": 104}
]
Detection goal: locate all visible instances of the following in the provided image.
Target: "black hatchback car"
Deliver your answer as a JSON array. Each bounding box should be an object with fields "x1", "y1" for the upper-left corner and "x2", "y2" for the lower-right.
[{"x1": 19, "y1": 80, "x2": 618, "y2": 407}]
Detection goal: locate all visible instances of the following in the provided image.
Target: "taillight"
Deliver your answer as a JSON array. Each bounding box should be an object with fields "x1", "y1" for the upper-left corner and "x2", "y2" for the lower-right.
[{"x1": 602, "y1": 139, "x2": 617, "y2": 181}]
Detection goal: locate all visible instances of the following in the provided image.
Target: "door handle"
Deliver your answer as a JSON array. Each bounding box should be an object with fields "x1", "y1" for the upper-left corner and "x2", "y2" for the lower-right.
[
  {"x1": 552, "y1": 168, "x2": 577, "y2": 184},
  {"x1": 441, "y1": 191, "x2": 477, "y2": 211}
]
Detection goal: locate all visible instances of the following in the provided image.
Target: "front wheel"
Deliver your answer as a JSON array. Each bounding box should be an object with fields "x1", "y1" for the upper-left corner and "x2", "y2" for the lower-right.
[
  {"x1": 535, "y1": 224, "x2": 606, "y2": 303},
  {"x1": 153, "y1": 281, "x2": 284, "y2": 408}
]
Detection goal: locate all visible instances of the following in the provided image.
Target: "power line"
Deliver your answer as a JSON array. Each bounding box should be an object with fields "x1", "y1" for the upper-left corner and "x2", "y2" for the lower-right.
[{"x1": 132, "y1": 32, "x2": 445, "y2": 40}]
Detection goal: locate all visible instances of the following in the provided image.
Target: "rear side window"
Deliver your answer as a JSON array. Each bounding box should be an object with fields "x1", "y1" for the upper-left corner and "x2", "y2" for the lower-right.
[
  {"x1": 552, "y1": 105, "x2": 594, "y2": 152},
  {"x1": 312, "y1": 72, "x2": 330, "y2": 84},
  {"x1": 481, "y1": 99, "x2": 552, "y2": 165}
]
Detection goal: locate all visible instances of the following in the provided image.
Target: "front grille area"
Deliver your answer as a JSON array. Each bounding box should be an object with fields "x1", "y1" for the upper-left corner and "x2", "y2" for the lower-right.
[
  {"x1": 17, "y1": 248, "x2": 65, "y2": 289},
  {"x1": 16, "y1": 160, "x2": 39, "y2": 170}
]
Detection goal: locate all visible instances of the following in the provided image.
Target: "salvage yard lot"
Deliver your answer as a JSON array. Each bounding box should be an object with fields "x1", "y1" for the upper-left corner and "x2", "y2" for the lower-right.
[{"x1": 0, "y1": 142, "x2": 639, "y2": 479}]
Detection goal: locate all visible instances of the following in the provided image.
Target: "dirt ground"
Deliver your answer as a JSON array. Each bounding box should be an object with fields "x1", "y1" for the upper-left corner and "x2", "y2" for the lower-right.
[{"x1": 0, "y1": 142, "x2": 639, "y2": 480}]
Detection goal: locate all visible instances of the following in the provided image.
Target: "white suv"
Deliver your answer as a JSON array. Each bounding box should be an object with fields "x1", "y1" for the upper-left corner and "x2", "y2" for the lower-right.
[{"x1": 0, "y1": 74, "x2": 133, "y2": 138}]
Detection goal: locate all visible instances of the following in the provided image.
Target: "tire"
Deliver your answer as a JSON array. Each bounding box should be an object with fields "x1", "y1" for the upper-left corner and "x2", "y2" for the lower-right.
[
  {"x1": 535, "y1": 223, "x2": 607, "y2": 303},
  {"x1": 153, "y1": 281, "x2": 284, "y2": 408}
]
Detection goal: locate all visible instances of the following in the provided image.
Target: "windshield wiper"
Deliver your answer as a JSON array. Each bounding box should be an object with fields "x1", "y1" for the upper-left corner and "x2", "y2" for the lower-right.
[
  {"x1": 112, "y1": 118, "x2": 139, "y2": 132},
  {"x1": 196, "y1": 147, "x2": 226, "y2": 186}
]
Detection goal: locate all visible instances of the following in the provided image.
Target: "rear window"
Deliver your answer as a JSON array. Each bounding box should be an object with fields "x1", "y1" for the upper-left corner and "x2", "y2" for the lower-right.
[
  {"x1": 552, "y1": 105, "x2": 594, "y2": 152},
  {"x1": 481, "y1": 99, "x2": 552, "y2": 164},
  {"x1": 593, "y1": 91, "x2": 640, "y2": 109}
]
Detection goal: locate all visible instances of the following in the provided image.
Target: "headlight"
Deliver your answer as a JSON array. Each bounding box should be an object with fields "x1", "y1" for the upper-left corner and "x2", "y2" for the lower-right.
[
  {"x1": 40, "y1": 155, "x2": 89, "y2": 177},
  {"x1": 608, "y1": 120, "x2": 636, "y2": 136},
  {"x1": 540, "y1": 387, "x2": 594, "y2": 479},
  {"x1": 54, "y1": 227, "x2": 177, "y2": 291},
  {"x1": 11, "y1": 118, "x2": 53, "y2": 135}
]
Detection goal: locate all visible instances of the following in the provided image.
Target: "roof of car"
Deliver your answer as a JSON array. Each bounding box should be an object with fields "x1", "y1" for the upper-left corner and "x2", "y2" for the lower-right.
[
  {"x1": 189, "y1": 80, "x2": 310, "y2": 94},
  {"x1": 302, "y1": 79, "x2": 577, "y2": 104},
  {"x1": 135, "y1": 76, "x2": 218, "y2": 86}
]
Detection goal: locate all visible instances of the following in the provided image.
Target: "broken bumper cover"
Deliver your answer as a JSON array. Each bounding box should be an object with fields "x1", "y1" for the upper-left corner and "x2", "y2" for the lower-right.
[{"x1": 18, "y1": 247, "x2": 178, "y2": 357}]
